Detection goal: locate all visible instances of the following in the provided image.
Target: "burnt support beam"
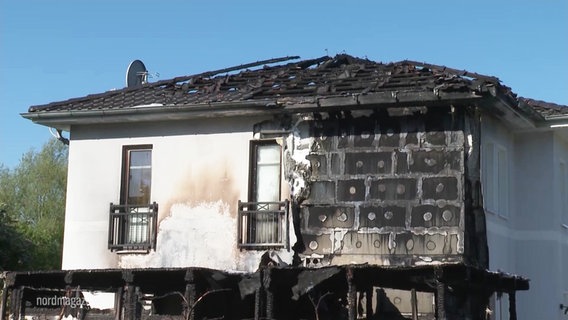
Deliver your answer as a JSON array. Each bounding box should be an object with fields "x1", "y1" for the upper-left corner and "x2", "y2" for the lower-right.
[
  {"x1": 0, "y1": 278, "x2": 9, "y2": 320},
  {"x1": 114, "y1": 287, "x2": 123, "y2": 320},
  {"x1": 508, "y1": 291, "x2": 517, "y2": 320},
  {"x1": 346, "y1": 268, "x2": 356, "y2": 320},
  {"x1": 436, "y1": 282, "x2": 446, "y2": 320},
  {"x1": 365, "y1": 287, "x2": 373, "y2": 320},
  {"x1": 264, "y1": 268, "x2": 274, "y2": 319},
  {"x1": 411, "y1": 288, "x2": 418, "y2": 320},
  {"x1": 184, "y1": 269, "x2": 197, "y2": 320},
  {"x1": 254, "y1": 287, "x2": 262, "y2": 320},
  {"x1": 9, "y1": 287, "x2": 23, "y2": 320},
  {"x1": 122, "y1": 271, "x2": 139, "y2": 320},
  {"x1": 123, "y1": 285, "x2": 141, "y2": 320}
]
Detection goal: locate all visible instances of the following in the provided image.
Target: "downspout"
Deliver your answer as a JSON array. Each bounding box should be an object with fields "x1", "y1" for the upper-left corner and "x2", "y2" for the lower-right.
[{"x1": 49, "y1": 127, "x2": 69, "y2": 145}]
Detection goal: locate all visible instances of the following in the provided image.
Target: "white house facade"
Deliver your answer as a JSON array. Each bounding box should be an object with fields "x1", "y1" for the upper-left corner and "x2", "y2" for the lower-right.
[{"x1": 482, "y1": 111, "x2": 568, "y2": 319}]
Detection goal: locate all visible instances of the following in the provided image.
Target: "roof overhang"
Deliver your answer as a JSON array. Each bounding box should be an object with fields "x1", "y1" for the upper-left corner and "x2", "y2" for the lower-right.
[{"x1": 21, "y1": 91, "x2": 485, "y2": 131}]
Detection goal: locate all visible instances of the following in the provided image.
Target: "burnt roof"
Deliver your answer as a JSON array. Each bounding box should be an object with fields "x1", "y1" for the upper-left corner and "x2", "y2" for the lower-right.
[
  {"x1": 26, "y1": 55, "x2": 505, "y2": 111},
  {"x1": 519, "y1": 97, "x2": 568, "y2": 119},
  {"x1": 25, "y1": 54, "x2": 567, "y2": 122}
]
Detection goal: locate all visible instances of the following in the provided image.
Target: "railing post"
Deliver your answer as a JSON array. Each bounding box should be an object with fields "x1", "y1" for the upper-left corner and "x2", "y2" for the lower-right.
[
  {"x1": 284, "y1": 200, "x2": 290, "y2": 250},
  {"x1": 108, "y1": 203, "x2": 114, "y2": 249},
  {"x1": 151, "y1": 202, "x2": 158, "y2": 250},
  {"x1": 237, "y1": 200, "x2": 242, "y2": 246}
]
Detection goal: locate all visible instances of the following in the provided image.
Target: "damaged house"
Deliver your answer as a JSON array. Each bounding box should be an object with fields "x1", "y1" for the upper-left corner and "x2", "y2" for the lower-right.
[{"x1": 3, "y1": 54, "x2": 568, "y2": 319}]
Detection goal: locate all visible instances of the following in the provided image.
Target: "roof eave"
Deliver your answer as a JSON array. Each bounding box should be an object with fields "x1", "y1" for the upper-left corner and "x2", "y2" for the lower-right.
[{"x1": 21, "y1": 91, "x2": 487, "y2": 131}]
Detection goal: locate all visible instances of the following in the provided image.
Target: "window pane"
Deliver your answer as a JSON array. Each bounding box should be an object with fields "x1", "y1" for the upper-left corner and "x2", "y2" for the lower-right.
[
  {"x1": 257, "y1": 144, "x2": 280, "y2": 164},
  {"x1": 128, "y1": 150, "x2": 152, "y2": 205},
  {"x1": 251, "y1": 142, "x2": 281, "y2": 244},
  {"x1": 561, "y1": 163, "x2": 568, "y2": 225},
  {"x1": 497, "y1": 148, "x2": 508, "y2": 216},
  {"x1": 483, "y1": 143, "x2": 495, "y2": 212},
  {"x1": 255, "y1": 145, "x2": 280, "y2": 203}
]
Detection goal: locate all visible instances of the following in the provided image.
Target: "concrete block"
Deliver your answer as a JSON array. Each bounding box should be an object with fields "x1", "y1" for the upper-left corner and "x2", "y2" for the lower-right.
[
  {"x1": 370, "y1": 178, "x2": 417, "y2": 201},
  {"x1": 421, "y1": 177, "x2": 459, "y2": 200},
  {"x1": 408, "y1": 150, "x2": 461, "y2": 174},
  {"x1": 410, "y1": 204, "x2": 461, "y2": 227},
  {"x1": 308, "y1": 181, "x2": 336, "y2": 203},
  {"x1": 337, "y1": 179, "x2": 366, "y2": 202},
  {"x1": 359, "y1": 205, "x2": 406, "y2": 228},
  {"x1": 423, "y1": 131, "x2": 447, "y2": 146},
  {"x1": 302, "y1": 234, "x2": 333, "y2": 255},
  {"x1": 339, "y1": 232, "x2": 390, "y2": 255},
  {"x1": 305, "y1": 206, "x2": 355, "y2": 229},
  {"x1": 354, "y1": 121, "x2": 376, "y2": 148},
  {"x1": 330, "y1": 153, "x2": 342, "y2": 175},
  {"x1": 345, "y1": 152, "x2": 392, "y2": 175},
  {"x1": 306, "y1": 154, "x2": 327, "y2": 177}
]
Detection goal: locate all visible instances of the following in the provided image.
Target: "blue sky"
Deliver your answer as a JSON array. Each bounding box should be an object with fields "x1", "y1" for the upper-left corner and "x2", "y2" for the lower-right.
[{"x1": 1, "y1": 1, "x2": 567, "y2": 168}]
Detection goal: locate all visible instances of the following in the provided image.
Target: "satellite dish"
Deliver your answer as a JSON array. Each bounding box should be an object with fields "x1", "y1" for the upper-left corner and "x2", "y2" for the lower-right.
[{"x1": 126, "y1": 60, "x2": 148, "y2": 88}]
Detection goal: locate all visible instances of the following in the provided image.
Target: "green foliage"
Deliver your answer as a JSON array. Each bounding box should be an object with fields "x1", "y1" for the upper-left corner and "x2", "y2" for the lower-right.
[{"x1": 0, "y1": 138, "x2": 68, "y2": 271}]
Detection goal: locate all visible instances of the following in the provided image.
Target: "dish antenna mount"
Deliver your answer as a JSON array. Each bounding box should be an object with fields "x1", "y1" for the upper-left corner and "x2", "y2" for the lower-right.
[{"x1": 126, "y1": 60, "x2": 148, "y2": 88}]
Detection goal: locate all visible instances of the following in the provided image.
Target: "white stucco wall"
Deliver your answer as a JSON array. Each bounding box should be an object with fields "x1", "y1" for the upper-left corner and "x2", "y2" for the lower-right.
[
  {"x1": 61, "y1": 117, "x2": 295, "y2": 272},
  {"x1": 482, "y1": 114, "x2": 568, "y2": 319}
]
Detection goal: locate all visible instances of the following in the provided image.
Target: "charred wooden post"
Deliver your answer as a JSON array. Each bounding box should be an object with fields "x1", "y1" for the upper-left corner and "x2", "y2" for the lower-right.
[
  {"x1": 436, "y1": 282, "x2": 446, "y2": 320},
  {"x1": 0, "y1": 286, "x2": 7, "y2": 320},
  {"x1": 411, "y1": 288, "x2": 418, "y2": 320},
  {"x1": 264, "y1": 268, "x2": 274, "y2": 319},
  {"x1": 254, "y1": 268, "x2": 265, "y2": 320},
  {"x1": 114, "y1": 287, "x2": 123, "y2": 320},
  {"x1": 122, "y1": 271, "x2": 139, "y2": 320},
  {"x1": 509, "y1": 291, "x2": 517, "y2": 320},
  {"x1": 365, "y1": 287, "x2": 373, "y2": 320},
  {"x1": 0, "y1": 273, "x2": 12, "y2": 320},
  {"x1": 9, "y1": 287, "x2": 23, "y2": 320},
  {"x1": 434, "y1": 267, "x2": 446, "y2": 320},
  {"x1": 184, "y1": 269, "x2": 197, "y2": 320},
  {"x1": 346, "y1": 267, "x2": 356, "y2": 320},
  {"x1": 254, "y1": 287, "x2": 261, "y2": 320},
  {"x1": 62, "y1": 273, "x2": 73, "y2": 318}
]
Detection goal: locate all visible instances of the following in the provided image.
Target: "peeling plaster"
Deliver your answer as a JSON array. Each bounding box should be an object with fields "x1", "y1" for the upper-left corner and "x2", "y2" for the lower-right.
[
  {"x1": 284, "y1": 116, "x2": 313, "y2": 202},
  {"x1": 119, "y1": 201, "x2": 239, "y2": 269}
]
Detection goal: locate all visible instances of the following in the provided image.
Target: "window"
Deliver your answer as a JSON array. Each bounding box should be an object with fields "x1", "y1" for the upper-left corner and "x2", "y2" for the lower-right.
[
  {"x1": 489, "y1": 293, "x2": 509, "y2": 320},
  {"x1": 238, "y1": 140, "x2": 289, "y2": 249},
  {"x1": 109, "y1": 145, "x2": 157, "y2": 252},
  {"x1": 482, "y1": 142, "x2": 509, "y2": 218},
  {"x1": 560, "y1": 162, "x2": 568, "y2": 228}
]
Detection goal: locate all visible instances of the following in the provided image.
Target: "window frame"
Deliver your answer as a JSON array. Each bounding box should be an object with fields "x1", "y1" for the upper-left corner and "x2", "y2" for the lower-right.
[
  {"x1": 109, "y1": 144, "x2": 156, "y2": 252},
  {"x1": 247, "y1": 140, "x2": 282, "y2": 203},
  {"x1": 120, "y1": 144, "x2": 153, "y2": 206},
  {"x1": 482, "y1": 141, "x2": 509, "y2": 219},
  {"x1": 237, "y1": 139, "x2": 288, "y2": 250},
  {"x1": 560, "y1": 161, "x2": 568, "y2": 229}
]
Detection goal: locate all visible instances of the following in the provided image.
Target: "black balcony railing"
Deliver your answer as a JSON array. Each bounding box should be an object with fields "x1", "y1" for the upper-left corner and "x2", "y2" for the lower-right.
[
  {"x1": 238, "y1": 200, "x2": 289, "y2": 249},
  {"x1": 108, "y1": 202, "x2": 158, "y2": 252}
]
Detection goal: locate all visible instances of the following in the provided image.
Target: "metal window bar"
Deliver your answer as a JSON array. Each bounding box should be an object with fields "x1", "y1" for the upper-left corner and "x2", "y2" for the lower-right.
[
  {"x1": 108, "y1": 202, "x2": 158, "y2": 251},
  {"x1": 237, "y1": 200, "x2": 289, "y2": 249}
]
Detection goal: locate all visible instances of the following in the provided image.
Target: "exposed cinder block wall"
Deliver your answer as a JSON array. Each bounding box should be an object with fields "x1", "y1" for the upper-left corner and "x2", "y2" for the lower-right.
[{"x1": 295, "y1": 108, "x2": 466, "y2": 267}]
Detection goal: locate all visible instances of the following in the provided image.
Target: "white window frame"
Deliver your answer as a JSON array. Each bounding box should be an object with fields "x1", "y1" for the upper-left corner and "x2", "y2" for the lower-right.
[
  {"x1": 560, "y1": 161, "x2": 568, "y2": 229},
  {"x1": 482, "y1": 141, "x2": 509, "y2": 218}
]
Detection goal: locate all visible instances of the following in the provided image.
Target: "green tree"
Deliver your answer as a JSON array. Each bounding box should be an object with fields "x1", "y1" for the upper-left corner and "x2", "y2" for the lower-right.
[{"x1": 0, "y1": 138, "x2": 68, "y2": 270}]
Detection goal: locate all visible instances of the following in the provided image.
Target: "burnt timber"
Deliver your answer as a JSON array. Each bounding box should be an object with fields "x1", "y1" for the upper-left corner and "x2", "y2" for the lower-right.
[{"x1": 2, "y1": 264, "x2": 527, "y2": 319}]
